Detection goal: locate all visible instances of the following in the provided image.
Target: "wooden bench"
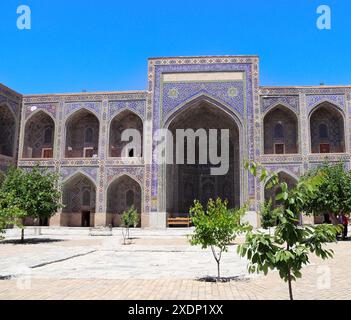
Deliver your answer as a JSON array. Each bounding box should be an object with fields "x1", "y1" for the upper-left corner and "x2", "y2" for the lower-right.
[{"x1": 167, "y1": 217, "x2": 191, "y2": 227}]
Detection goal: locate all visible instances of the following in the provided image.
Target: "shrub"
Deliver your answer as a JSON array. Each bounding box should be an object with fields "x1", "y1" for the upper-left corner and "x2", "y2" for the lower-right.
[{"x1": 121, "y1": 206, "x2": 139, "y2": 244}]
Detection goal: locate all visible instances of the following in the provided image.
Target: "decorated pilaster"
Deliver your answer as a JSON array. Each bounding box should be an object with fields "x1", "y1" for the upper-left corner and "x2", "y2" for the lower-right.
[
  {"x1": 95, "y1": 97, "x2": 109, "y2": 226},
  {"x1": 299, "y1": 93, "x2": 309, "y2": 174}
]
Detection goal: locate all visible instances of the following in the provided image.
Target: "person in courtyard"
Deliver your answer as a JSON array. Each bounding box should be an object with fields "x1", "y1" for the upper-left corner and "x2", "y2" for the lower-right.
[{"x1": 341, "y1": 213, "x2": 349, "y2": 240}]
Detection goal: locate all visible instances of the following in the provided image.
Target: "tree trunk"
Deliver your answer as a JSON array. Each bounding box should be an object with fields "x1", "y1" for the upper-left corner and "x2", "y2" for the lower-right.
[
  {"x1": 211, "y1": 246, "x2": 221, "y2": 281},
  {"x1": 287, "y1": 268, "x2": 294, "y2": 300},
  {"x1": 20, "y1": 217, "x2": 25, "y2": 243},
  {"x1": 286, "y1": 244, "x2": 294, "y2": 300},
  {"x1": 217, "y1": 260, "x2": 220, "y2": 280}
]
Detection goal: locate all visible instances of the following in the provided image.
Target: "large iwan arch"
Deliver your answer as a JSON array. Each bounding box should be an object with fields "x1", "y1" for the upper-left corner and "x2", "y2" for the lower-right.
[{"x1": 164, "y1": 97, "x2": 242, "y2": 219}]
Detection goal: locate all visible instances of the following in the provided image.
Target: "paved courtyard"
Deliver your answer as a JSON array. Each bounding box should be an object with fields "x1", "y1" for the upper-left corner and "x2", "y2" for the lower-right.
[{"x1": 0, "y1": 227, "x2": 350, "y2": 300}]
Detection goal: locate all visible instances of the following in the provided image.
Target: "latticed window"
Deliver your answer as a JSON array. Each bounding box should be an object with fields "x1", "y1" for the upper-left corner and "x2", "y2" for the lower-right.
[
  {"x1": 82, "y1": 189, "x2": 91, "y2": 206},
  {"x1": 319, "y1": 123, "x2": 328, "y2": 139},
  {"x1": 84, "y1": 128, "x2": 93, "y2": 144},
  {"x1": 44, "y1": 127, "x2": 53, "y2": 144},
  {"x1": 273, "y1": 123, "x2": 284, "y2": 139}
]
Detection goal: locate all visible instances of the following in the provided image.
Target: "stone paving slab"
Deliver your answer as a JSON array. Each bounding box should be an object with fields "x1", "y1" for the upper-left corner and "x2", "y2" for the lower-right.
[
  {"x1": 0, "y1": 230, "x2": 350, "y2": 300},
  {"x1": 26, "y1": 249, "x2": 249, "y2": 280},
  {"x1": 0, "y1": 238, "x2": 103, "y2": 278},
  {"x1": 0, "y1": 236, "x2": 249, "y2": 280},
  {"x1": 1, "y1": 262, "x2": 350, "y2": 300}
]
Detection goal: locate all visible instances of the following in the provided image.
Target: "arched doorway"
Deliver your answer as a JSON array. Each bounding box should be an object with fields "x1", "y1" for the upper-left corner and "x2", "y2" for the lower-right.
[
  {"x1": 109, "y1": 110, "x2": 143, "y2": 157},
  {"x1": 106, "y1": 175, "x2": 142, "y2": 227},
  {"x1": 263, "y1": 105, "x2": 298, "y2": 154},
  {"x1": 23, "y1": 111, "x2": 55, "y2": 158},
  {"x1": 65, "y1": 109, "x2": 100, "y2": 158},
  {"x1": 165, "y1": 99, "x2": 241, "y2": 218},
  {"x1": 61, "y1": 173, "x2": 96, "y2": 227},
  {"x1": 264, "y1": 171, "x2": 298, "y2": 208},
  {"x1": 310, "y1": 102, "x2": 345, "y2": 153},
  {"x1": 0, "y1": 104, "x2": 16, "y2": 157}
]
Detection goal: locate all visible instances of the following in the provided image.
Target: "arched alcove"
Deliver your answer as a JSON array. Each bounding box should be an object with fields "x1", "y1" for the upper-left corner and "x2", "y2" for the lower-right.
[
  {"x1": 264, "y1": 105, "x2": 298, "y2": 154},
  {"x1": 109, "y1": 110, "x2": 143, "y2": 157},
  {"x1": 23, "y1": 111, "x2": 55, "y2": 158},
  {"x1": 264, "y1": 171, "x2": 298, "y2": 209},
  {"x1": 65, "y1": 109, "x2": 100, "y2": 158},
  {"x1": 61, "y1": 173, "x2": 96, "y2": 227},
  {"x1": 0, "y1": 105, "x2": 16, "y2": 157},
  {"x1": 106, "y1": 175, "x2": 142, "y2": 227},
  {"x1": 310, "y1": 102, "x2": 345, "y2": 153}
]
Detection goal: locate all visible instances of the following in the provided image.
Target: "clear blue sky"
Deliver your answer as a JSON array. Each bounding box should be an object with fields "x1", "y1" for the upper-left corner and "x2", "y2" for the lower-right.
[{"x1": 1, "y1": 0, "x2": 351, "y2": 94}]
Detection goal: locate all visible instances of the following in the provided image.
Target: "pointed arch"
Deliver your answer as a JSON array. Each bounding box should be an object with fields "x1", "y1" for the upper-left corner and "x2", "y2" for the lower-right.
[
  {"x1": 308, "y1": 99, "x2": 344, "y2": 115},
  {"x1": 106, "y1": 174, "x2": 142, "y2": 227},
  {"x1": 61, "y1": 171, "x2": 97, "y2": 227},
  {"x1": 309, "y1": 101, "x2": 346, "y2": 154},
  {"x1": 164, "y1": 93, "x2": 243, "y2": 131},
  {"x1": 64, "y1": 108, "x2": 100, "y2": 158},
  {"x1": 163, "y1": 95, "x2": 243, "y2": 218},
  {"x1": 263, "y1": 104, "x2": 299, "y2": 154},
  {"x1": 308, "y1": 100, "x2": 345, "y2": 118},
  {"x1": 0, "y1": 102, "x2": 17, "y2": 120},
  {"x1": 65, "y1": 106, "x2": 101, "y2": 123},
  {"x1": 106, "y1": 172, "x2": 143, "y2": 190},
  {"x1": 108, "y1": 109, "x2": 143, "y2": 158},
  {"x1": 109, "y1": 107, "x2": 144, "y2": 125},
  {"x1": 263, "y1": 102, "x2": 298, "y2": 118},
  {"x1": 23, "y1": 110, "x2": 55, "y2": 159},
  {"x1": 0, "y1": 103, "x2": 16, "y2": 157},
  {"x1": 25, "y1": 108, "x2": 55, "y2": 124},
  {"x1": 264, "y1": 170, "x2": 298, "y2": 209},
  {"x1": 62, "y1": 170, "x2": 97, "y2": 186},
  {"x1": 274, "y1": 169, "x2": 299, "y2": 183}
]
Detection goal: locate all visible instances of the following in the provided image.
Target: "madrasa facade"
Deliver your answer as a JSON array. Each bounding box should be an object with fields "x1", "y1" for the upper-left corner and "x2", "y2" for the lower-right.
[{"x1": 0, "y1": 55, "x2": 349, "y2": 228}]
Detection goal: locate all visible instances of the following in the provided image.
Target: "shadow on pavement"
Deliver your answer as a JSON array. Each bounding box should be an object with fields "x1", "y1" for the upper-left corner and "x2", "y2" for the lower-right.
[
  {"x1": 197, "y1": 276, "x2": 250, "y2": 283},
  {"x1": 0, "y1": 238, "x2": 65, "y2": 245}
]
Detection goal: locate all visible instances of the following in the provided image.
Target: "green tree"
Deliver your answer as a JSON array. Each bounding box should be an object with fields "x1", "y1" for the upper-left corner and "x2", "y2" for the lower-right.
[
  {"x1": 0, "y1": 171, "x2": 5, "y2": 188},
  {"x1": 238, "y1": 161, "x2": 341, "y2": 300},
  {"x1": 0, "y1": 216, "x2": 5, "y2": 240},
  {"x1": 0, "y1": 192, "x2": 26, "y2": 240},
  {"x1": 259, "y1": 199, "x2": 281, "y2": 235},
  {"x1": 189, "y1": 198, "x2": 251, "y2": 280},
  {"x1": 301, "y1": 162, "x2": 351, "y2": 224},
  {"x1": 0, "y1": 166, "x2": 62, "y2": 242},
  {"x1": 121, "y1": 206, "x2": 139, "y2": 245}
]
